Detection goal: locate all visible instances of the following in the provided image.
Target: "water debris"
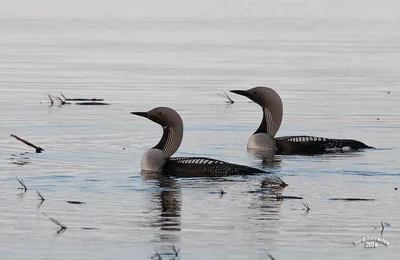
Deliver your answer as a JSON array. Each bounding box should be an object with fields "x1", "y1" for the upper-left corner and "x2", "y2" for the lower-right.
[
  {"x1": 42, "y1": 213, "x2": 67, "y2": 234},
  {"x1": 16, "y1": 176, "x2": 27, "y2": 192},
  {"x1": 66, "y1": 200, "x2": 85, "y2": 204},
  {"x1": 76, "y1": 102, "x2": 110, "y2": 105},
  {"x1": 10, "y1": 134, "x2": 44, "y2": 153},
  {"x1": 170, "y1": 244, "x2": 180, "y2": 257},
  {"x1": 218, "y1": 92, "x2": 235, "y2": 104},
  {"x1": 61, "y1": 93, "x2": 104, "y2": 102},
  {"x1": 301, "y1": 201, "x2": 310, "y2": 212},
  {"x1": 381, "y1": 221, "x2": 385, "y2": 235},
  {"x1": 267, "y1": 252, "x2": 276, "y2": 260},
  {"x1": 273, "y1": 191, "x2": 303, "y2": 201},
  {"x1": 151, "y1": 249, "x2": 162, "y2": 260},
  {"x1": 329, "y1": 198, "x2": 375, "y2": 201},
  {"x1": 47, "y1": 94, "x2": 54, "y2": 105},
  {"x1": 218, "y1": 187, "x2": 226, "y2": 196},
  {"x1": 261, "y1": 177, "x2": 288, "y2": 188},
  {"x1": 47, "y1": 93, "x2": 110, "y2": 105},
  {"x1": 151, "y1": 244, "x2": 180, "y2": 260},
  {"x1": 36, "y1": 190, "x2": 45, "y2": 203}
]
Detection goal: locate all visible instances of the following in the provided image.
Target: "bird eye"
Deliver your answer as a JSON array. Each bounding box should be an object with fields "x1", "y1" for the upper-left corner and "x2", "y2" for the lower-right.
[
  {"x1": 254, "y1": 91, "x2": 258, "y2": 95},
  {"x1": 158, "y1": 112, "x2": 162, "y2": 116}
]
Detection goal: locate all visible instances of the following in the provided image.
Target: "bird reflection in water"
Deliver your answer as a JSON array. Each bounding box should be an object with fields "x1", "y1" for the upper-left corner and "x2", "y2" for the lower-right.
[
  {"x1": 247, "y1": 149, "x2": 282, "y2": 168},
  {"x1": 142, "y1": 171, "x2": 182, "y2": 245}
]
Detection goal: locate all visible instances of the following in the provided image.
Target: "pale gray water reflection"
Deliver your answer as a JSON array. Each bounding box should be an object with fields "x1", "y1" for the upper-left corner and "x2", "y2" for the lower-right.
[{"x1": 1, "y1": 0, "x2": 400, "y2": 259}]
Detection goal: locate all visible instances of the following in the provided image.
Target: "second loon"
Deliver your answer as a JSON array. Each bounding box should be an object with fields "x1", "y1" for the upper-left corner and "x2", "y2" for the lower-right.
[
  {"x1": 131, "y1": 106, "x2": 287, "y2": 186},
  {"x1": 230, "y1": 86, "x2": 374, "y2": 155}
]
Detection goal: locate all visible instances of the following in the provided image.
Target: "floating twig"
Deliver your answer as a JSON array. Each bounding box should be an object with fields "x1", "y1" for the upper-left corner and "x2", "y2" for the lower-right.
[
  {"x1": 66, "y1": 200, "x2": 85, "y2": 204},
  {"x1": 329, "y1": 198, "x2": 375, "y2": 201},
  {"x1": 56, "y1": 96, "x2": 70, "y2": 105},
  {"x1": 218, "y1": 92, "x2": 235, "y2": 104},
  {"x1": 381, "y1": 221, "x2": 385, "y2": 236},
  {"x1": 10, "y1": 134, "x2": 44, "y2": 153},
  {"x1": 218, "y1": 187, "x2": 226, "y2": 196},
  {"x1": 151, "y1": 249, "x2": 162, "y2": 260},
  {"x1": 16, "y1": 176, "x2": 27, "y2": 192},
  {"x1": 60, "y1": 93, "x2": 104, "y2": 102},
  {"x1": 170, "y1": 244, "x2": 180, "y2": 257},
  {"x1": 262, "y1": 177, "x2": 288, "y2": 188},
  {"x1": 47, "y1": 94, "x2": 54, "y2": 105},
  {"x1": 43, "y1": 213, "x2": 67, "y2": 234},
  {"x1": 76, "y1": 102, "x2": 110, "y2": 105},
  {"x1": 301, "y1": 201, "x2": 310, "y2": 213},
  {"x1": 267, "y1": 252, "x2": 276, "y2": 260},
  {"x1": 273, "y1": 191, "x2": 303, "y2": 200},
  {"x1": 37, "y1": 190, "x2": 45, "y2": 202}
]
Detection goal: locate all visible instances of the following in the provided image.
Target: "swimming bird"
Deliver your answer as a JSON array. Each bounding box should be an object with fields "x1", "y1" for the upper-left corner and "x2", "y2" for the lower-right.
[
  {"x1": 230, "y1": 86, "x2": 373, "y2": 155},
  {"x1": 131, "y1": 107, "x2": 287, "y2": 186}
]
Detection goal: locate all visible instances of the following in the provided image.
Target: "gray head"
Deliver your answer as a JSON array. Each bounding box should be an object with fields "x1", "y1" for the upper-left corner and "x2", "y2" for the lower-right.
[
  {"x1": 230, "y1": 86, "x2": 283, "y2": 137},
  {"x1": 131, "y1": 107, "x2": 184, "y2": 158}
]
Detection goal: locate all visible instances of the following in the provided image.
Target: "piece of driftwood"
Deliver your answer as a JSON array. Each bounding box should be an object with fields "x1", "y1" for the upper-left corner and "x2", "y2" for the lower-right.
[
  {"x1": 10, "y1": 134, "x2": 44, "y2": 153},
  {"x1": 329, "y1": 198, "x2": 375, "y2": 201},
  {"x1": 61, "y1": 93, "x2": 104, "y2": 101},
  {"x1": 76, "y1": 102, "x2": 110, "y2": 105},
  {"x1": 66, "y1": 200, "x2": 85, "y2": 204},
  {"x1": 274, "y1": 192, "x2": 303, "y2": 200}
]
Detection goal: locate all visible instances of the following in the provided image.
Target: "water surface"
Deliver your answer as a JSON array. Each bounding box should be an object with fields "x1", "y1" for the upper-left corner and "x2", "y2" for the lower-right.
[{"x1": 1, "y1": 0, "x2": 400, "y2": 259}]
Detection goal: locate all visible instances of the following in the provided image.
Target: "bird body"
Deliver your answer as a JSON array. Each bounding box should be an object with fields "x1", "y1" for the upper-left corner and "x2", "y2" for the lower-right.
[{"x1": 230, "y1": 86, "x2": 373, "y2": 155}]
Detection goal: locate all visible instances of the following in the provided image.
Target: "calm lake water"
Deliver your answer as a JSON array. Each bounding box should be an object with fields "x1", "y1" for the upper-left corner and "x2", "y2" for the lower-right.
[{"x1": 1, "y1": 0, "x2": 400, "y2": 259}]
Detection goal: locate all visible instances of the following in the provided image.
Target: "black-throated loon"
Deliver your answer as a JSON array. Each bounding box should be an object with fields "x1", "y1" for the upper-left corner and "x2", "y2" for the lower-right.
[
  {"x1": 230, "y1": 86, "x2": 373, "y2": 155},
  {"x1": 131, "y1": 106, "x2": 287, "y2": 186}
]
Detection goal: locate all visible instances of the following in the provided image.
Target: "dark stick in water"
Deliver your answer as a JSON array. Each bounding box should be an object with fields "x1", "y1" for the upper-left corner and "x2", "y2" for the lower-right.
[
  {"x1": 170, "y1": 244, "x2": 180, "y2": 257},
  {"x1": 218, "y1": 92, "x2": 235, "y2": 104},
  {"x1": 47, "y1": 94, "x2": 54, "y2": 105},
  {"x1": 301, "y1": 201, "x2": 310, "y2": 212},
  {"x1": 76, "y1": 102, "x2": 110, "y2": 105},
  {"x1": 37, "y1": 190, "x2": 45, "y2": 202},
  {"x1": 60, "y1": 93, "x2": 104, "y2": 102},
  {"x1": 10, "y1": 134, "x2": 44, "y2": 153},
  {"x1": 16, "y1": 176, "x2": 27, "y2": 192},
  {"x1": 42, "y1": 213, "x2": 67, "y2": 234}
]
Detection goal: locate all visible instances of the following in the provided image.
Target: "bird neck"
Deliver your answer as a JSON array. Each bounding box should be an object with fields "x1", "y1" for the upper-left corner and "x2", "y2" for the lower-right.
[
  {"x1": 254, "y1": 107, "x2": 282, "y2": 137},
  {"x1": 153, "y1": 124, "x2": 183, "y2": 159}
]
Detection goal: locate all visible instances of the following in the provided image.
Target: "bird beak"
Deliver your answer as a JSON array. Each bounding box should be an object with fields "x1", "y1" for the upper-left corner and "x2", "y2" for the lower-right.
[
  {"x1": 130, "y1": 111, "x2": 149, "y2": 118},
  {"x1": 229, "y1": 90, "x2": 249, "y2": 98}
]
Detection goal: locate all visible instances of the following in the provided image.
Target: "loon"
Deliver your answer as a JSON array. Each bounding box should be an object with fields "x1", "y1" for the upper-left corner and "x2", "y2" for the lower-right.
[
  {"x1": 230, "y1": 86, "x2": 373, "y2": 155},
  {"x1": 131, "y1": 106, "x2": 287, "y2": 186}
]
